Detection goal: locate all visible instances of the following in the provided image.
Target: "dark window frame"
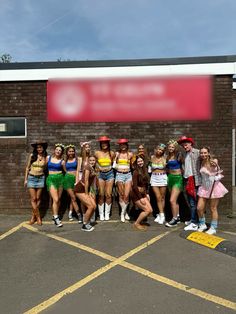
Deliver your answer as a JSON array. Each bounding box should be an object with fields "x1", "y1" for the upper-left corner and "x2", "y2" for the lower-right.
[{"x1": 0, "y1": 117, "x2": 27, "y2": 138}]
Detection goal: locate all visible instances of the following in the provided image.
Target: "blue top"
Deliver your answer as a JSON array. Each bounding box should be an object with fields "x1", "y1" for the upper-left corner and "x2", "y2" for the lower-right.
[
  {"x1": 66, "y1": 159, "x2": 77, "y2": 172},
  {"x1": 166, "y1": 159, "x2": 181, "y2": 170},
  {"x1": 48, "y1": 156, "x2": 63, "y2": 172}
]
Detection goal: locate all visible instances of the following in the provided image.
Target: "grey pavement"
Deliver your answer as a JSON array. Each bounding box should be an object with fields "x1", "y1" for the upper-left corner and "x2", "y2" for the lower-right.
[{"x1": 0, "y1": 211, "x2": 236, "y2": 314}]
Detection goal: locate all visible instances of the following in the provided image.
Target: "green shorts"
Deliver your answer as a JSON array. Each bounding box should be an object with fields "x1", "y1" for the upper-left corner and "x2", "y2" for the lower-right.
[
  {"x1": 167, "y1": 174, "x2": 183, "y2": 191},
  {"x1": 63, "y1": 173, "x2": 76, "y2": 190},
  {"x1": 46, "y1": 173, "x2": 64, "y2": 190}
]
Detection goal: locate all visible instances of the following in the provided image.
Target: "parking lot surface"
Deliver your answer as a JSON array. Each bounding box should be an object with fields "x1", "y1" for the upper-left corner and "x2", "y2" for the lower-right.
[{"x1": 0, "y1": 214, "x2": 236, "y2": 314}]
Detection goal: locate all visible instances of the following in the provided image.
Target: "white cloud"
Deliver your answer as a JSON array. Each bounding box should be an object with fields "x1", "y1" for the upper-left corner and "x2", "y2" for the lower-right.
[{"x1": 1, "y1": 0, "x2": 236, "y2": 62}]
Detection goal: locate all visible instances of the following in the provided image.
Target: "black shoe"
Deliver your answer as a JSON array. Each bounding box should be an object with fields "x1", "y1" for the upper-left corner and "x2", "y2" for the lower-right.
[
  {"x1": 176, "y1": 215, "x2": 181, "y2": 224},
  {"x1": 52, "y1": 216, "x2": 63, "y2": 227},
  {"x1": 165, "y1": 218, "x2": 178, "y2": 228},
  {"x1": 81, "y1": 223, "x2": 94, "y2": 232}
]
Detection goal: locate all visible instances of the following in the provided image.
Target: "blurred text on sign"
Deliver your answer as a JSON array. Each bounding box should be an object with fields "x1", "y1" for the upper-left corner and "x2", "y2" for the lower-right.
[{"x1": 47, "y1": 76, "x2": 212, "y2": 122}]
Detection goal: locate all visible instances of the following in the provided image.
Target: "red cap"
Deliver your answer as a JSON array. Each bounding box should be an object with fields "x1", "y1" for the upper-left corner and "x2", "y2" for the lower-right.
[
  {"x1": 117, "y1": 138, "x2": 129, "y2": 144},
  {"x1": 177, "y1": 136, "x2": 194, "y2": 145},
  {"x1": 98, "y1": 136, "x2": 111, "y2": 142}
]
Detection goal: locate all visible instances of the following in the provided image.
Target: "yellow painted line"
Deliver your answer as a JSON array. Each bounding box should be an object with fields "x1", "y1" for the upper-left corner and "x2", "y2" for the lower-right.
[
  {"x1": 114, "y1": 230, "x2": 172, "y2": 260},
  {"x1": 222, "y1": 231, "x2": 236, "y2": 236},
  {"x1": 23, "y1": 225, "x2": 236, "y2": 312},
  {"x1": 187, "y1": 232, "x2": 225, "y2": 249},
  {"x1": 38, "y1": 220, "x2": 121, "y2": 224},
  {"x1": 23, "y1": 261, "x2": 117, "y2": 314},
  {"x1": 23, "y1": 229, "x2": 173, "y2": 314},
  {"x1": 39, "y1": 221, "x2": 80, "y2": 225},
  {"x1": 121, "y1": 261, "x2": 236, "y2": 311},
  {"x1": 0, "y1": 222, "x2": 25, "y2": 241},
  {"x1": 23, "y1": 224, "x2": 115, "y2": 262}
]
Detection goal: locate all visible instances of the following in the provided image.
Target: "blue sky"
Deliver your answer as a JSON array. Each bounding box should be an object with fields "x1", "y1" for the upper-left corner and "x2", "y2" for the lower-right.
[{"x1": 1, "y1": 0, "x2": 236, "y2": 62}]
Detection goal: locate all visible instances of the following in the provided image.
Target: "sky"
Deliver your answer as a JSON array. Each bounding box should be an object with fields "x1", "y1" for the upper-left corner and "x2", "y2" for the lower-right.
[{"x1": 1, "y1": 0, "x2": 236, "y2": 63}]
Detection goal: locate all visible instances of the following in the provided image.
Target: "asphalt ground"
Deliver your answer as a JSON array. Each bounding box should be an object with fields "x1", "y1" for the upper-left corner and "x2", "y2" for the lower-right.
[{"x1": 0, "y1": 213, "x2": 236, "y2": 314}]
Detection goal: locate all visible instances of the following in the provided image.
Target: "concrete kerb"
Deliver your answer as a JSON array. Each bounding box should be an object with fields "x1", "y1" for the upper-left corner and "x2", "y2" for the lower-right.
[{"x1": 180, "y1": 230, "x2": 236, "y2": 258}]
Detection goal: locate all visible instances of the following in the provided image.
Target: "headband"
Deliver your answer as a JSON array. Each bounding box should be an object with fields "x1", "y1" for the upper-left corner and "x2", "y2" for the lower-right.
[
  {"x1": 167, "y1": 139, "x2": 178, "y2": 146},
  {"x1": 158, "y1": 143, "x2": 166, "y2": 149},
  {"x1": 65, "y1": 144, "x2": 75, "y2": 149},
  {"x1": 80, "y1": 141, "x2": 91, "y2": 148},
  {"x1": 55, "y1": 143, "x2": 65, "y2": 150}
]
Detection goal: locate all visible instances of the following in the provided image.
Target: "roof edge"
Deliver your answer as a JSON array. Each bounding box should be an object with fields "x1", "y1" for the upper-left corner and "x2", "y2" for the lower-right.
[{"x1": 1, "y1": 54, "x2": 236, "y2": 70}]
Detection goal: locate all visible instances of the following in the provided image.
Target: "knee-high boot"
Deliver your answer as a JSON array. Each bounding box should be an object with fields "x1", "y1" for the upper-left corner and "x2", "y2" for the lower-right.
[
  {"x1": 98, "y1": 204, "x2": 105, "y2": 221},
  {"x1": 120, "y1": 202, "x2": 129, "y2": 222},
  {"x1": 104, "y1": 203, "x2": 111, "y2": 221}
]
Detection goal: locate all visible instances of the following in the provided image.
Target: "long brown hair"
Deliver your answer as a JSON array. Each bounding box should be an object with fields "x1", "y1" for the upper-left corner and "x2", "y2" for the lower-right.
[{"x1": 134, "y1": 154, "x2": 149, "y2": 177}]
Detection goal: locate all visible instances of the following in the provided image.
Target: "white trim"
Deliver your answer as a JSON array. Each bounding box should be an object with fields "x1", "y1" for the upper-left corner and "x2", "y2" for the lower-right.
[
  {"x1": 0, "y1": 62, "x2": 236, "y2": 81},
  {"x1": 233, "y1": 82, "x2": 236, "y2": 89}
]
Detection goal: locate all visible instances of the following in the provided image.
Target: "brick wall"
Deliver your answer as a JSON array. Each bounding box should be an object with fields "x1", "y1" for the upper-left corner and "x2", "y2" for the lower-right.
[
  {"x1": 0, "y1": 76, "x2": 233, "y2": 215},
  {"x1": 233, "y1": 88, "x2": 236, "y2": 129}
]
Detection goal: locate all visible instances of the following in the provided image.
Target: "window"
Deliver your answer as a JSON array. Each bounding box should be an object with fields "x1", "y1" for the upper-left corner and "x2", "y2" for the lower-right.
[{"x1": 0, "y1": 117, "x2": 27, "y2": 138}]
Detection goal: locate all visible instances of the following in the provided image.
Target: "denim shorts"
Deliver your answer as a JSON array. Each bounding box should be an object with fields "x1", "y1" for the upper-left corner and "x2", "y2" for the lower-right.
[
  {"x1": 115, "y1": 171, "x2": 132, "y2": 183},
  {"x1": 27, "y1": 174, "x2": 45, "y2": 188},
  {"x1": 99, "y1": 169, "x2": 114, "y2": 181}
]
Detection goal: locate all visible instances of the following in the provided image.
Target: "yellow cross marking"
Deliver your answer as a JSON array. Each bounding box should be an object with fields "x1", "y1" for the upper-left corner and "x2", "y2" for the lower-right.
[
  {"x1": 1, "y1": 222, "x2": 236, "y2": 312},
  {"x1": 22, "y1": 224, "x2": 236, "y2": 313}
]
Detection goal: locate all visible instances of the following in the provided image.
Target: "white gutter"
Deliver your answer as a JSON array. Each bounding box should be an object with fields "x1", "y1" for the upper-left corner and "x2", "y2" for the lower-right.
[{"x1": 0, "y1": 62, "x2": 236, "y2": 81}]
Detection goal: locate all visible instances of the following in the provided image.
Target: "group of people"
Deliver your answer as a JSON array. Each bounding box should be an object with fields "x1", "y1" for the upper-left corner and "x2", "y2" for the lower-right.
[{"x1": 24, "y1": 135, "x2": 228, "y2": 233}]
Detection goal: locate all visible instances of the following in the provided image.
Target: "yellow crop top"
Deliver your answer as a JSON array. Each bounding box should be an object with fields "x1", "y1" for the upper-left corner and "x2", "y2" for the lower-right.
[
  {"x1": 29, "y1": 159, "x2": 46, "y2": 176},
  {"x1": 97, "y1": 158, "x2": 112, "y2": 171},
  {"x1": 98, "y1": 158, "x2": 111, "y2": 167},
  {"x1": 117, "y1": 159, "x2": 130, "y2": 166}
]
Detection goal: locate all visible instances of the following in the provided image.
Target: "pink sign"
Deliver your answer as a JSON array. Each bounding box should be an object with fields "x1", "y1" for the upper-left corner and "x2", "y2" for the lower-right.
[{"x1": 47, "y1": 76, "x2": 212, "y2": 122}]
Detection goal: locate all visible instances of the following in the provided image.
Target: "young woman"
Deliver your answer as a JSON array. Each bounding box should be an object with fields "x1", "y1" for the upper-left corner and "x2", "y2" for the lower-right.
[
  {"x1": 197, "y1": 147, "x2": 228, "y2": 235},
  {"x1": 75, "y1": 155, "x2": 97, "y2": 232},
  {"x1": 131, "y1": 155, "x2": 153, "y2": 231},
  {"x1": 46, "y1": 143, "x2": 65, "y2": 227},
  {"x1": 63, "y1": 145, "x2": 81, "y2": 221},
  {"x1": 150, "y1": 144, "x2": 167, "y2": 224},
  {"x1": 24, "y1": 140, "x2": 48, "y2": 225},
  {"x1": 114, "y1": 138, "x2": 133, "y2": 222},
  {"x1": 76, "y1": 141, "x2": 96, "y2": 223},
  {"x1": 165, "y1": 140, "x2": 184, "y2": 227},
  {"x1": 131, "y1": 144, "x2": 149, "y2": 170},
  {"x1": 95, "y1": 136, "x2": 115, "y2": 221}
]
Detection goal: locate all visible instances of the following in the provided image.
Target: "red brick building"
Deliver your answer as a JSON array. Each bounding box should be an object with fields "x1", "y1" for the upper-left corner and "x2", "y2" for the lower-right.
[{"x1": 0, "y1": 55, "x2": 235, "y2": 216}]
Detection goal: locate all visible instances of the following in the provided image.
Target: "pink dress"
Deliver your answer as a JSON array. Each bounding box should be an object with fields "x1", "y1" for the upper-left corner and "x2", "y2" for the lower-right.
[{"x1": 197, "y1": 166, "x2": 228, "y2": 199}]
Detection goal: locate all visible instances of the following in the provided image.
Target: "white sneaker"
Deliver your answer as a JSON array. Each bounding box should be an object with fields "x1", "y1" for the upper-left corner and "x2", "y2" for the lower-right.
[
  {"x1": 120, "y1": 213, "x2": 125, "y2": 223},
  {"x1": 125, "y1": 213, "x2": 130, "y2": 221},
  {"x1": 184, "y1": 222, "x2": 198, "y2": 231},
  {"x1": 68, "y1": 211, "x2": 73, "y2": 221},
  {"x1": 197, "y1": 224, "x2": 207, "y2": 232},
  {"x1": 158, "y1": 215, "x2": 165, "y2": 225},
  {"x1": 154, "y1": 214, "x2": 160, "y2": 223},
  {"x1": 184, "y1": 220, "x2": 191, "y2": 226},
  {"x1": 198, "y1": 223, "x2": 207, "y2": 232},
  {"x1": 205, "y1": 227, "x2": 216, "y2": 235}
]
